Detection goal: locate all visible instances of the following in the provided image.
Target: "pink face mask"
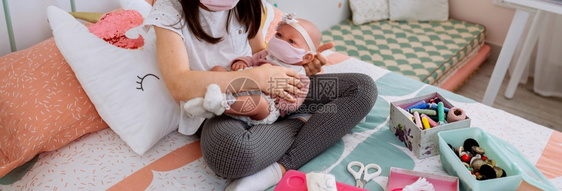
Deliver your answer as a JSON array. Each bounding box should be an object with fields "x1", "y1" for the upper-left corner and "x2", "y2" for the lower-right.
[
  {"x1": 200, "y1": 0, "x2": 239, "y2": 11},
  {"x1": 267, "y1": 36, "x2": 313, "y2": 64}
]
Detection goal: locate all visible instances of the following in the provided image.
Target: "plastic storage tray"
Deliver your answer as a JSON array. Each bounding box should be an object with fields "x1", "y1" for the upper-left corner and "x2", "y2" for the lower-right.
[{"x1": 438, "y1": 127, "x2": 522, "y2": 191}]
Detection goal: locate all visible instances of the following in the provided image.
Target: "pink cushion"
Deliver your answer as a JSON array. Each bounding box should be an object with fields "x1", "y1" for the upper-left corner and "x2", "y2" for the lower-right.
[{"x1": 0, "y1": 38, "x2": 108, "y2": 178}]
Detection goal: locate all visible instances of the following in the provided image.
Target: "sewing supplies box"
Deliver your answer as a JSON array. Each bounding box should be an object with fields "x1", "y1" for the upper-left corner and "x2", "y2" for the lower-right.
[
  {"x1": 389, "y1": 92, "x2": 471, "y2": 159},
  {"x1": 387, "y1": 167, "x2": 459, "y2": 191},
  {"x1": 438, "y1": 127, "x2": 522, "y2": 191}
]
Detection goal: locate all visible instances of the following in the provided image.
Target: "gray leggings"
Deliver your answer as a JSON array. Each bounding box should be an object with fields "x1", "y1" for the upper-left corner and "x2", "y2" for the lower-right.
[{"x1": 200, "y1": 73, "x2": 377, "y2": 179}]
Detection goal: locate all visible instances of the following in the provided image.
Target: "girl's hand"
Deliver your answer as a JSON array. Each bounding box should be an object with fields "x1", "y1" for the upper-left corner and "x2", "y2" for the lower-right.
[
  {"x1": 253, "y1": 64, "x2": 302, "y2": 103},
  {"x1": 303, "y1": 42, "x2": 335, "y2": 76}
]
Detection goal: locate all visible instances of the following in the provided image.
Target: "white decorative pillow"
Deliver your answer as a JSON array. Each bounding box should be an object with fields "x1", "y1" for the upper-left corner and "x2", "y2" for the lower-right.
[
  {"x1": 349, "y1": 0, "x2": 389, "y2": 25},
  {"x1": 47, "y1": 0, "x2": 180, "y2": 155},
  {"x1": 389, "y1": 0, "x2": 448, "y2": 21}
]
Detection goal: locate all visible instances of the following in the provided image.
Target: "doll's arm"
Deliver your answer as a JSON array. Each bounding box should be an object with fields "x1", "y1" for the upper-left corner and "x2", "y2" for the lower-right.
[
  {"x1": 229, "y1": 57, "x2": 252, "y2": 71},
  {"x1": 230, "y1": 50, "x2": 270, "y2": 71}
]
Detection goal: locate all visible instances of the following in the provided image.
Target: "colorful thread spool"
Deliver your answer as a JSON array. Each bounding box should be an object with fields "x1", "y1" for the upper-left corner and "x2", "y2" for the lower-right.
[
  {"x1": 447, "y1": 107, "x2": 466, "y2": 123},
  {"x1": 409, "y1": 109, "x2": 436, "y2": 116},
  {"x1": 428, "y1": 103, "x2": 449, "y2": 113},
  {"x1": 421, "y1": 114, "x2": 439, "y2": 127},
  {"x1": 428, "y1": 115, "x2": 439, "y2": 122},
  {"x1": 405, "y1": 100, "x2": 426, "y2": 111},
  {"x1": 410, "y1": 103, "x2": 430, "y2": 110},
  {"x1": 438, "y1": 102, "x2": 446, "y2": 124},
  {"x1": 414, "y1": 112, "x2": 422, "y2": 128},
  {"x1": 421, "y1": 116, "x2": 431, "y2": 129}
]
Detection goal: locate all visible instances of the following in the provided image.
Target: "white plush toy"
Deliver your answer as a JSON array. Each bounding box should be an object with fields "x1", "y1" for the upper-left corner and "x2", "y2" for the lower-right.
[
  {"x1": 183, "y1": 84, "x2": 232, "y2": 118},
  {"x1": 182, "y1": 97, "x2": 215, "y2": 119},
  {"x1": 203, "y1": 84, "x2": 230, "y2": 116},
  {"x1": 182, "y1": 84, "x2": 280, "y2": 126}
]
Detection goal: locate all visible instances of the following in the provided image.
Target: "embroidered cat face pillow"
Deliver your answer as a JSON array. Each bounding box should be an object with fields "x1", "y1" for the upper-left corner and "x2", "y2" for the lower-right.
[{"x1": 47, "y1": 0, "x2": 180, "y2": 155}]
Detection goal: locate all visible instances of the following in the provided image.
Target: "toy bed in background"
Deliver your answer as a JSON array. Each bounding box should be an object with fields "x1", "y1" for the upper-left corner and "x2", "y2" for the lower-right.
[
  {"x1": 322, "y1": 19, "x2": 490, "y2": 91},
  {"x1": 1, "y1": 1, "x2": 561, "y2": 191}
]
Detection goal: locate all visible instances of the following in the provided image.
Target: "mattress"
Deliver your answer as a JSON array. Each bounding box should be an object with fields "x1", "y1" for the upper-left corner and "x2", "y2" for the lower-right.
[
  {"x1": 322, "y1": 19, "x2": 486, "y2": 85},
  {"x1": 0, "y1": 50, "x2": 559, "y2": 191}
]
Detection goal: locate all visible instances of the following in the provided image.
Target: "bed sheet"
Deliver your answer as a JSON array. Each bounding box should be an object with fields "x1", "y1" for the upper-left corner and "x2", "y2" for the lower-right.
[
  {"x1": 0, "y1": 51, "x2": 560, "y2": 191},
  {"x1": 322, "y1": 19, "x2": 486, "y2": 86}
]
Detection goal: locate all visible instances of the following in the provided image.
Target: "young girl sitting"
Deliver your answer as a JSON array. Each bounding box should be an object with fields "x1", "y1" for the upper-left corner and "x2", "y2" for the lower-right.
[{"x1": 183, "y1": 13, "x2": 322, "y2": 125}]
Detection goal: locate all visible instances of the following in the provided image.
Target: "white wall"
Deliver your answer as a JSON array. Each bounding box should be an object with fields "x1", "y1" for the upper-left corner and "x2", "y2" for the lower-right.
[
  {"x1": 1, "y1": 0, "x2": 348, "y2": 56},
  {"x1": 1, "y1": 0, "x2": 517, "y2": 57},
  {"x1": 449, "y1": 0, "x2": 515, "y2": 47},
  {"x1": 266, "y1": 0, "x2": 350, "y2": 32},
  {"x1": 0, "y1": 0, "x2": 120, "y2": 56}
]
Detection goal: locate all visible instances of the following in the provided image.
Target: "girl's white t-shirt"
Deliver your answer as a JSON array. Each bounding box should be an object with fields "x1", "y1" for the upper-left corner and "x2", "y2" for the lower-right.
[
  {"x1": 144, "y1": 0, "x2": 253, "y2": 135},
  {"x1": 144, "y1": 0, "x2": 252, "y2": 71}
]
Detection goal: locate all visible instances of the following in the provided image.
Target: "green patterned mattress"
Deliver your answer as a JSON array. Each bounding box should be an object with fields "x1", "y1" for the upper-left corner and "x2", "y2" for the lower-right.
[{"x1": 322, "y1": 19, "x2": 486, "y2": 85}]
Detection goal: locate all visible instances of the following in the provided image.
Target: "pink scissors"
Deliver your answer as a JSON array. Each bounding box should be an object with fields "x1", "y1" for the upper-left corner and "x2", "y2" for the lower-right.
[{"x1": 347, "y1": 161, "x2": 382, "y2": 188}]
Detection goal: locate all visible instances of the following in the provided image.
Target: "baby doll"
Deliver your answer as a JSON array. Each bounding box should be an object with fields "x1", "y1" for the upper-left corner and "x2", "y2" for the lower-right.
[{"x1": 183, "y1": 13, "x2": 321, "y2": 125}]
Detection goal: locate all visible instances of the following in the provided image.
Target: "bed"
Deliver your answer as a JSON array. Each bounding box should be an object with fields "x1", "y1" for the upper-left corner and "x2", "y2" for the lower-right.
[
  {"x1": 1, "y1": 0, "x2": 561, "y2": 191},
  {"x1": 322, "y1": 19, "x2": 490, "y2": 92},
  {"x1": 1, "y1": 49, "x2": 561, "y2": 190}
]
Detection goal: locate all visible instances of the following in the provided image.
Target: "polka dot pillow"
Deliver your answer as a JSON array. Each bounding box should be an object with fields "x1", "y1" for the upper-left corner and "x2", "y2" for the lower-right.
[{"x1": 349, "y1": 0, "x2": 389, "y2": 25}]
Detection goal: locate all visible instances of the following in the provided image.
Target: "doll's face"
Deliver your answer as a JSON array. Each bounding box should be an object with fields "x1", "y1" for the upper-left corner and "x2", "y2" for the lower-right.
[{"x1": 274, "y1": 24, "x2": 312, "y2": 52}]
